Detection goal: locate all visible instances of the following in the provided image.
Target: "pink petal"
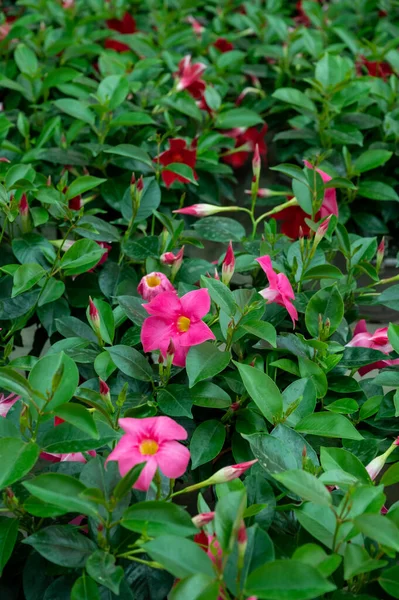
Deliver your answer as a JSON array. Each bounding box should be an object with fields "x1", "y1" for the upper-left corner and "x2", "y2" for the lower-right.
[
  {"x1": 277, "y1": 272, "x2": 295, "y2": 300},
  {"x1": 180, "y1": 288, "x2": 211, "y2": 320},
  {"x1": 320, "y1": 187, "x2": 338, "y2": 217},
  {"x1": 144, "y1": 292, "x2": 181, "y2": 318},
  {"x1": 133, "y1": 459, "x2": 158, "y2": 491},
  {"x1": 347, "y1": 332, "x2": 374, "y2": 348},
  {"x1": 156, "y1": 440, "x2": 191, "y2": 478},
  {"x1": 141, "y1": 316, "x2": 173, "y2": 355},
  {"x1": 256, "y1": 255, "x2": 278, "y2": 288},
  {"x1": 171, "y1": 338, "x2": 189, "y2": 367},
  {"x1": 283, "y1": 299, "x2": 298, "y2": 327},
  {"x1": 179, "y1": 320, "x2": 215, "y2": 347},
  {"x1": 106, "y1": 434, "x2": 141, "y2": 459},
  {"x1": 353, "y1": 319, "x2": 368, "y2": 336},
  {"x1": 150, "y1": 416, "x2": 189, "y2": 441},
  {"x1": 259, "y1": 287, "x2": 280, "y2": 303}
]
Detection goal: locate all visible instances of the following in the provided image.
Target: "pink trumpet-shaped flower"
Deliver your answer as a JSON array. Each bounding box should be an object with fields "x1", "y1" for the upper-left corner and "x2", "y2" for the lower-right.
[
  {"x1": 0, "y1": 393, "x2": 20, "y2": 417},
  {"x1": 222, "y1": 241, "x2": 235, "y2": 285},
  {"x1": 174, "y1": 203, "x2": 236, "y2": 217},
  {"x1": 206, "y1": 459, "x2": 258, "y2": 484},
  {"x1": 137, "y1": 272, "x2": 175, "y2": 301},
  {"x1": 256, "y1": 255, "x2": 298, "y2": 326},
  {"x1": 106, "y1": 416, "x2": 190, "y2": 491},
  {"x1": 175, "y1": 55, "x2": 207, "y2": 97},
  {"x1": 346, "y1": 320, "x2": 399, "y2": 376},
  {"x1": 366, "y1": 438, "x2": 399, "y2": 480},
  {"x1": 141, "y1": 289, "x2": 215, "y2": 367}
]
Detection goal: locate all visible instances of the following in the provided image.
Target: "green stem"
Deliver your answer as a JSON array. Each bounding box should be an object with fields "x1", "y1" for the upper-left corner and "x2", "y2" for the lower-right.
[{"x1": 251, "y1": 198, "x2": 298, "y2": 239}]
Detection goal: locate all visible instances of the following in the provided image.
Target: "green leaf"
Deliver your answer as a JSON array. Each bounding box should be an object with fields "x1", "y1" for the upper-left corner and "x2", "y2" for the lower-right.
[
  {"x1": 292, "y1": 179, "x2": 312, "y2": 215},
  {"x1": 190, "y1": 419, "x2": 226, "y2": 469},
  {"x1": 54, "y1": 99, "x2": 95, "y2": 126},
  {"x1": 215, "y1": 108, "x2": 263, "y2": 129},
  {"x1": 234, "y1": 361, "x2": 283, "y2": 424},
  {"x1": 12, "y1": 263, "x2": 45, "y2": 297},
  {"x1": 54, "y1": 404, "x2": 99, "y2": 439},
  {"x1": 104, "y1": 144, "x2": 153, "y2": 167},
  {"x1": 38, "y1": 278, "x2": 65, "y2": 307},
  {"x1": 273, "y1": 88, "x2": 316, "y2": 112},
  {"x1": 122, "y1": 501, "x2": 197, "y2": 537},
  {"x1": 0, "y1": 518, "x2": 18, "y2": 576},
  {"x1": 86, "y1": 550, "x2": 124, "y2": 595},
  {"x1": 186, "y1": 343, "x2": 230, "y2": 388},
  {"x1": 157, "y1": 384, "x2": 193, "y2": 418},
  {"x1": 354, "y1": 514, "x2": 399, "y2": 552},
  {"x1": 97, "y1": 75, "x2": 129, "y2": 110},
  {"x1": 71, "y1": 575, "x2": 100, "y2": 600},
  {"x1": 320, "y1": 447, "x2": 370, "y2": 483},
  {"x1": 298, "y1": 357, "x2": 327, "y2": 399},
  {"x1": 107, "y1": 345, "x2": 153, "y2": 382},
  {"x1": 325, "y1": 397, "x2": 358, "y2": 414},
  {"x1": 191, "y1": 381, "x2": 231, "y2": 408},
  {"x1": 170, "y1": 574, "x2": 220, "y2": 600},
  {"x1": 87, "y1": 298, "x2": 115, "y2": 345},
  {"x1": 242, "y1": 320, "x2": 277, "y2": 347},
  {"x1": 246, "y1": 559, "x2": 336, "y2": 599},
  {"x1": 270, "y1": 164, "x2": 308, "y2": 184},
  {"x1": 193, "y1": 217, "x2": 245, "y2": 242},
  {"x1": 0, "y1": 366, "x2": 32, "y2": 398},
  {"x1": 295, "y1": 412, "x2": 363, "y2": 440},
  {"x1": 388, "y1": 322, "x2": 399, "y2": 354},
  {"x1": 215, "y1": 490, "x2": 247, "y2": 552},
  {"x1": 23, "y1": 525, "x2": 97, "y2": 568},
  {"x1": 354, "y1": 150, "x2": 392, "y2": 173},
  {"x1": 110, "y1": 111, "x2": 155, "y2": 127},
  {"x1": 43, "y1": 67, "x2": 79, "y2": 90},
  {"x1": 122, "y1": 235, "x2": 159, "y2": 260},
  {"x1": 201, "y1": 276, "x2": 236, "y2": 316},
  {"x1": 66, "y1": 176, "x2": 106, "y2": 200},
  {"x1": 305, "y1": 286, "x2": 344, "y2": 338},
  {"x1": 60, "y1": 239, "x2": 104, "y2": 275},
  {"x1": 302, "y1": 265, "x2": 343, "y2": 280},
  {"x1": 14, "y1": 44, "x2": 38, "y2": 77},
  {"x1": 344, "y1": 543, "x2": 387, "y2": 580},
  {"x1": 112, "y1": 463, "x2": 146, "y2": 501},
  {"x1": 162, "y1": 162, "x2": 198, "y2": 185},
  {"x1": 23, "y1": 473, "x2": 99, "y2": 517},
  {"x1": 144, "y1": 535, "x2": 214, "y2": 578},
  {"x1": 28, "y1": 351, "x2": 79, "y2": 411},
  {"x1": 381, "y1": 462, "x2": 399, "y2": 486},
  {"x1": 273, "y1": 470, "x2": 331, "y2": 506},
  {"x1": 0, "y1": 438, "x2": 40, "y2": 488},
  {"x1": 358, "y1": 181, "x2": 399, "y2": 201},
  {"x1": 379, "y1": 565, "x2": 399, "y2": 599},
  {"x1": 315, "y1": 53, "x2": 353, "y2": 88}
]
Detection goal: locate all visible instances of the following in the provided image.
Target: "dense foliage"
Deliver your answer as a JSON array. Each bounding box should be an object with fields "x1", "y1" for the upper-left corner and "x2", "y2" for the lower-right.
[{"x1": 1, "y1": 1, "x2": 399, "y2": 599}]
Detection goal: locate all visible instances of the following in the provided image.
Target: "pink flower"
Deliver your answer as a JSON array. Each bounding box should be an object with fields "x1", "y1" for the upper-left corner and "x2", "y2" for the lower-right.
[
  {"x1": 106, "y1": 416, "x2": 190, "y2": 491},
  {"x1": 0, "y1": 393, "x2": 20, "y2": 417},
  {"x1": 155, "y1": 139, "x2": 198, "y2": 188},
  {"x1": 41, "y1": 451, "x2": 96, "y2": 463},
  {"x1": 175, "y1": 55, "x2": 206, "y2": 98},
  {"x1": 137, "y1": 272, "x2": 175, "y2": 301},
  {"x1": 222, "y1": 241, "x2": 235, "y2": 285},
  {"x1": 186, "y1": 16, "x2": 204, "y2": 36},
  {"x1": 365, "y1": 439, "x2": 399, "y2": 480},
  {"x1": 206, "y1": 459, "x2": 257, "y2": 484},
  {"x1": 174, "y1": 203, "x2": 232, "y2": 217},
  {"x1": 160, "y1": 247, "x2": 184, "y2": 266},
  {"x1": 94, "y1": 242, "x2": 111, "y2": 269},
  {"x1": 346, "y1": 320, "x2": 399, "y2": 376},
  {"x1": 192, "y1": 512, "x2": 215, "y2": 528},
  {"x1": 141, "y1": 289, "x2": 215, "y2": 367},
  {"x1": 256, "y1": 255, "x2": 298, "y2": 327},
  {"x1": 194, "y1": 531, "x2": 223, "y2": 571}
]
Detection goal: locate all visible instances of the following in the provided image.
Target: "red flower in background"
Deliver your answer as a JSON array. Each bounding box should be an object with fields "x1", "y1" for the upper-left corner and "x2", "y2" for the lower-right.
[
  {"x1": 357, "y1": 56, "x2": 393, "y2": 80},
  {"x1": 223, "y1": 125, "x2": 268, "y2": 169},
  {"x1": 175, "y1": 55, "x2": 207, "y2": 100},
  {"x1": 92, "y1": 242, "x2": 112, "y2": 270},
  {"x1": 295, "y1": 0, "x2": 320, "y2": 27},
  {"x1": 213, "y1": 38, "x2": 234, "y2": 53},
  {"x1": 105, "y1": 12, "x2": 136, "y2": 52},
  {"x1": 0, "y1": 16, "x2": 16, "y2": 41},
  {"x1": 155, "y1": 139, "x2": 198, "y2": 188}
]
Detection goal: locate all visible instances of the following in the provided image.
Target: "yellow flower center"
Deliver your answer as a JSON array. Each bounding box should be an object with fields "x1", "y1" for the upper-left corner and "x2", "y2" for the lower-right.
[
  {"x1": 177, "y1": 316, "x2": 191, "y2": 332},
  {"x1": 139, "y1": 439, "x2": 159, "y2": 455},
  {"x1": 146, "y1": 274, "x2": 161, "y2": 288}
]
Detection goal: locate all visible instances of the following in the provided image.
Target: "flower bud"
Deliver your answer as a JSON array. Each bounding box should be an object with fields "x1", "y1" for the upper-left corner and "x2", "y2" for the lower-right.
[
  {"x1": 161, "y1": 247, "x2": 185, "y2": 279},
  {"x1": 68, "y1": 194, "x2": 82, "y2": 211},
  {"x1": 47, "y1": 175, "x2": 52, "y2": 187},
  {"x1": 252, "y1": 144, "x2": 261, "y2": 181},
  {"x1": 366, "y1": 439, "x2": 398, "y2": 481},
  {"x1": 192, "y1": 512, "x2": 215, "y2": 528},
  {"x1": 137, "y1": 176, "x2": 144, "y2": 192},
  {"x1": 376, "y1": 237, "x2": 385, "y2": 272},
  {"x1": 222, "y1": 241, "x2": 235, "y2": 286},
  {"x1": 88, "y1": 297, "x2": 101, "y2": 340},
  {"x1": 314, "y1": 215, "x2": 332, "y2": 246},
  {"x1": 206, "y1": 459, "x2": 258, "y2": 484},
  {"x1": 99, "y1": 378, "x2": 114, "y2": 413},
  {"x1": 237, "y1": 520, "x2": 247, "y2": 562},
  {"x1": 174, "y1": 204, "x2": 240, "y2": 217}
]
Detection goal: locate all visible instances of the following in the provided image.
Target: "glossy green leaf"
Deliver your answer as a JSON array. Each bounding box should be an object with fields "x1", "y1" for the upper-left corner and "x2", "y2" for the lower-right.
[
  {"x1": 0, "y1": 438, "x2": 40, "y2": 488},
  {"x1": 235, "y1": 361, "x2": 283, "y2": 424},
  {"x1": 186, "y1": 343, "x2": 230, "y2": 387},
  {"x1": 122, "y1": 501, "x2": 197, "y2": 537},
  {"x1": 190, "y1": 419, "x2": 226, "y2": 469}
]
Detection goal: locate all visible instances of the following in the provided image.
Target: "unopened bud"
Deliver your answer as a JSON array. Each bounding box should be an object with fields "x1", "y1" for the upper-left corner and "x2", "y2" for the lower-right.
[
  {"x1": 116, "y1": 382, "x2": 128, "y2": 408},
  {"x1": 231, "y1": 402, "x2": 240, "y2": 411},
  {"x1": 214, "y1": 268, "x2": 220, "y2": 280},
  {"x1": 88, "y1": 297, "x2": 102, "y2": 341},
  {"x1": 192, "y1": 512, "x2": 215, "y2": 528},
  {"x1": 237, "y1": 520, "x2": 247, "y2": 561},
  {"x1": 222, "y1": 241, "x2": 235, "y2": 286},
  {"x1": 47, "y1": 175, "x2": 52, "y2": 187},
  {"x1": 19, "y1": 193, "x2": 29, "y2": 218},
  {"x1": 137, "y1": 176, "x2": 144, "y2": 192},
  {"x1": 366, "y1": 439, "x2": 399, "y2": 480},
  {"x1": 99, "y1": 378, "x2": 114, "y2": 413},
  {"x1": 314, "y1": 215, "x2": 332, "y2": 246},
  {"x1": 376, "y1": 237, "x2": 385, "y2": 272},
  {"x1": 131, "y1": 172, "x2": 136, "y2": 185},
  {"x1": 206, "y1": 460, "x2": 257, "y2": 484},
  {"x1": 252, "y1": 144, "x2": 261, "y2": 181}
]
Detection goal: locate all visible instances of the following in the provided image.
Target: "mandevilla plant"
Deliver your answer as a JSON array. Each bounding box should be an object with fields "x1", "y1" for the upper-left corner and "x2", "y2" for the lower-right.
[{"x1": 1, "y1": 0, "x2": 399, "y2": 599}]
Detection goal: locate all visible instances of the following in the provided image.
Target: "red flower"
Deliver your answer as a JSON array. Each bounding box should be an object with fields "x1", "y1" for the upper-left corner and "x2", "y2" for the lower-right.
[
  {"x1": 175, "y1": 55, "x2": 207, "y2": 100},
  {"x1": 105, "y1": 12, "x2": 136, "y2": 52},
  {"x1": 68, "y1": 195, "x2": 82, "y2": 210},
  {"x1": 94, "y1": 242, "x2": 111, "y2": 269},
  {"x1": 223, "y1": 125, "x2": 268, "y2": 169},
  {"x1": 357, "y1": 56, "x2": 393, "y2": 80},
  {"x1": 213, "y1": 38, "x2": 234, "y2": 53},
  {"x1": 155, "y1": 139, "x2": 198, "y2": 188},
  {"x1": 295, "y1": 0, "x2": 320, "y2": 27}
]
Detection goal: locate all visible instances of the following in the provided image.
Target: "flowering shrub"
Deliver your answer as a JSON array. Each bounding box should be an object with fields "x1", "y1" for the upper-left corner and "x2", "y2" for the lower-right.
[{"x1": 1, "y1": 1, "x2": 399, "y2": 599}]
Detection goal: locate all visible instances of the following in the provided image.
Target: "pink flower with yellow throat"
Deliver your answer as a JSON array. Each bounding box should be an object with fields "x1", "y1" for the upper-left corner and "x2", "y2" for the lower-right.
[
  {"x1": 137, "y1": 272, "x2": 175, "y2": 301},
  {"x1": 256, "y1": 255, "x2": 298, "y2": 327},
  {"x1": 141, "y1": 288, "x2": 215, "y2": 367},
  {"x1": 106, "y1": 416, "x2": 190, "y2": 491}
]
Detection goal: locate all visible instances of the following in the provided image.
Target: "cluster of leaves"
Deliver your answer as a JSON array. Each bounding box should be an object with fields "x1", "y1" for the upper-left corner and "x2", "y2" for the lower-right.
[{"x1": 0, "y1": 1, "x2": 399, "y2": 599}]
